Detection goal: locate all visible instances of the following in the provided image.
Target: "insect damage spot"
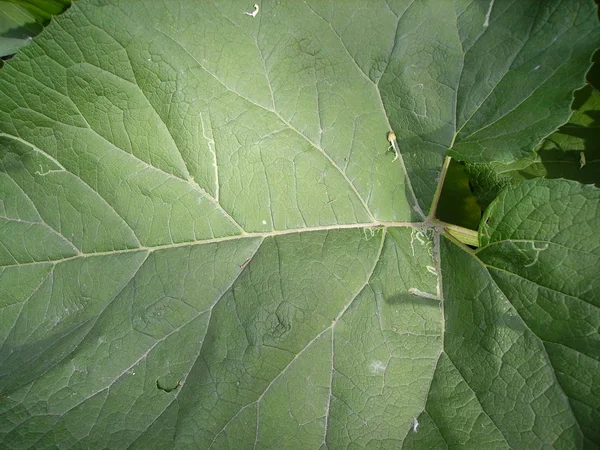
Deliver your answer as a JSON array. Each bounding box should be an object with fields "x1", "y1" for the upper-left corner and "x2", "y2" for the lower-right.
[
  {"x1": 244, "y1": 4, "x2": 259, "y2": 17},
  {"x1": 412, "y1": 417, "x2": 419, "y2": 433},
  {"x1": 483, "y1": 0, "x2": 495, "y2": 27},
  {"x1": 387, "y1": 130, "x2": 400, "y2": 162},
  {"x1": 408, "y1": 288, "x2": 439, "y2": 301},
  {"x1": 156, "y1": 377, "x2": 182, "y2": 393},
  {"x1": 362, "y1": 226, "x2": 383, "y2": 241},
  {"x1": 523, "y1": 241, "x2": 549, "y2": 268},
  {"x1": 34, "y1": 164, "x2": 64, "y2": 177},
  {"x1": 369, "y1": 360, "x2": 387, "y2": 374},
  {"x1": 410, "y1": 228, "x2": 434, "y2": 257}
]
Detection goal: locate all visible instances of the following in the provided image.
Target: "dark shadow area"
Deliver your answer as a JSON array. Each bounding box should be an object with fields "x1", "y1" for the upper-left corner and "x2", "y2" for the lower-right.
[
  {"x1": 0, "y1": 136, "x2": 39, "y2": 175},
  {"x1": 435, "y1": 159, "x2": 481, "y2": 230},
  {"x1": 0, "y1": 318, "x2": 96, "y2": 397},
  {"x1": 1, "y1": 23, "x2": 42, "y2": 40},
  {"x1": 440, "y1": 55, "x2": 600, "y2": 228},
  {"x1": 0, "y1": 0, "x2": 72, "y2": 60},
  {"x1": 385, "y1": 291, "x2": 441, "y2": 310},
  {"x1": 535, "y1": 149, "x2": 599, "y2": 185}
]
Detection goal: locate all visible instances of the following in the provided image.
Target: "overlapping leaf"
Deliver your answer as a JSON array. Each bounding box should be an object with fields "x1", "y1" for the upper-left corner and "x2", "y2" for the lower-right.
[{"x1": 0, "y1": 0, "x2": 71, "y2": 58}]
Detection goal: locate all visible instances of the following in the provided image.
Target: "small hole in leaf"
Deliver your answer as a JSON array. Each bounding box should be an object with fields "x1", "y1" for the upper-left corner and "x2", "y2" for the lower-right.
[{"x1": 156, "y1": 377, "x2": 182, "y2": 393}]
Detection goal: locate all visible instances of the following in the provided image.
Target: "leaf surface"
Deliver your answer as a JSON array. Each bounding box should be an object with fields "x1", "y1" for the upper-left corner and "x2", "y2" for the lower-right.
[{"x1": 0, "y1": 1, "x2": 598, "y2": 448}]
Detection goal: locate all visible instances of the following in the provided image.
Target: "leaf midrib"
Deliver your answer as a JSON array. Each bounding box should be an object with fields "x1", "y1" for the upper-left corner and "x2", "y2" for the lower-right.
[{"x1": 0, "y1": 221, "x2": 429, "y2": 269}]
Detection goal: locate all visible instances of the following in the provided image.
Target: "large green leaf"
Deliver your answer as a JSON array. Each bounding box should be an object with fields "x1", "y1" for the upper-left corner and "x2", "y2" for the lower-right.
[
  {"x1": 464, "y1": 58, "x2": 600, "y2": 210},
  {"x1": 0, "y1": 1, "x2": 598, "y2": 448}
]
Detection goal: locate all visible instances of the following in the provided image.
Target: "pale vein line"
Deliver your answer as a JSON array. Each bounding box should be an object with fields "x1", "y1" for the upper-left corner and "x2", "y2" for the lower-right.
[
  {"x1": 116, "y1": 62, "x2": 193, "y2": 181},
  {"x1": 451, "y1": 1, "x2": 466, "y2": 148},
  {"x1": 28, "y1": 313, "x2": 198, "y2": 446},
  {"x1": 376, "y1": 102, "x2": 425, "y2": 219},
  {"x1": 542, "y1": 341, "x2": 599, "y2": 365},
  {"x1": 253, "y1": 402, "x2": 260, "y2": 450},
  {"x1": 156, "y1": 28, "x2": 377, "y2": 223},
  {"x1": 7, "y1": 52, "x2": 243, "y2": 235},
  {"x1": 28, "y1": 274, "x2": 225, "y2": 437},
  {"x1": 302, "y1": 1, "x2": 373, "y2": 84},
  {"x1": 74, "y1": 60, "x2": 192, "y2": 182},
  {"x1": 123, "y1": 309, "x2": 213, "y2": 450},
  {"x1": 0, "y1": 216, "x2": 81, "y2": 255},
  {"x1": 256, "y1": 12, "x2": 276, "y2": 111},
  {"x1": 375, "y1": 1, "x2": 425, "y2": 219},
  {"x1": 63, "y1": 6, "x2": 188, "y2": 182},
  {"x1": 25, "y1": 240, "x2": 261, "y2": 443},
  {"x1": 485, "y1": 265, "x2": 599, "y2": 313},
  {"x1": 257, "y1": 145, "x2": 276, "y2": 229},
  {"x1": 213, "y1": 230, "x2": 386, "y2": 446},
  {"x1": 5, "y1": 2, "x2": 35, "y2": 22},
  {"x1": 461, "y1": 50, "x2": 582, "y2": 143},
  {"x1": 454, "y1": 243, "x2": 584, "y2": 446},
  {"x1": 382, "y1": 0, "x2": 398, "y2": 18},
  {"x1": 433, "y1": 228, "x2": 444, "y2": 300},
  {"x1": 207, "y1": 403, "x2": 255, "y2": 449},
  {"x1": 412, "y1": 411, "x2": 451, "y2": 449},
  {"x1": 7, "y1": 115, "x2": 243, "y2": 236},
  {"x1": 0, "y1": 178, "x2": 40, "y2": 227},
  {"x1": 322, "y1": 329, "x2": 335, "y2": 447},
  {"x1": 1, "y1": 253, "x2": 149, "y2": 442},
  {"x1": 301, "y1": 0, "x2": 424, "y2": 220},
  {"x1": 443, "y1": 355, "x2": 511, "y2": 445},
  {"x1": 5, "y1": 314, "x2": 95, "y2": 387},
  {"x1": 314, "y1": 62, "x2": 323, "y2": 147},
  {"x1": 252, "y1": 332, "x2": 334, "y2": 449},
  {"x1": 256, "y1": 57, "x2": 377, "y2": 223},
  {"x1": 79, "y1": 121, "x2": 245, "y2": 234},
  {"x1": 74, "y1": 391, "x2": 110, "y2": 448},
  {"x1": 376, "y1": 0, "x2": 417, "y2": 86},
  {"x1": 0, "y1": 266, "x2": 54, "y2": 352},
  {"x1": 0, "y1": 221, "x2": 422, "y2": 269},
  {"x1": 0, "y1": 132, "x2": 144, "y2": 247},
  {"x1": 452, "y1": 2, "x2": 541, "y2": 141},
  {"x1": 0, "y1": 239, "x2": 19, "y2": 265},
  {"x1": 257, "y1": 326, "x2": 330, "y2": 405},
  {"x1": 408, "y1": 227, "x2": 445, "y2": 443},
  {"x1": 324, "y1": 227, "x2": 386, "y2": 446},
  {"x1": 200, "y1": 111, "x2": 219, "y2": 201},
  {"x1": 0, "y1": 142, "x2": 82, "y2": 252},
  {"x1": 0, "y1": 133, "x2": 66, "y2": 170}
]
